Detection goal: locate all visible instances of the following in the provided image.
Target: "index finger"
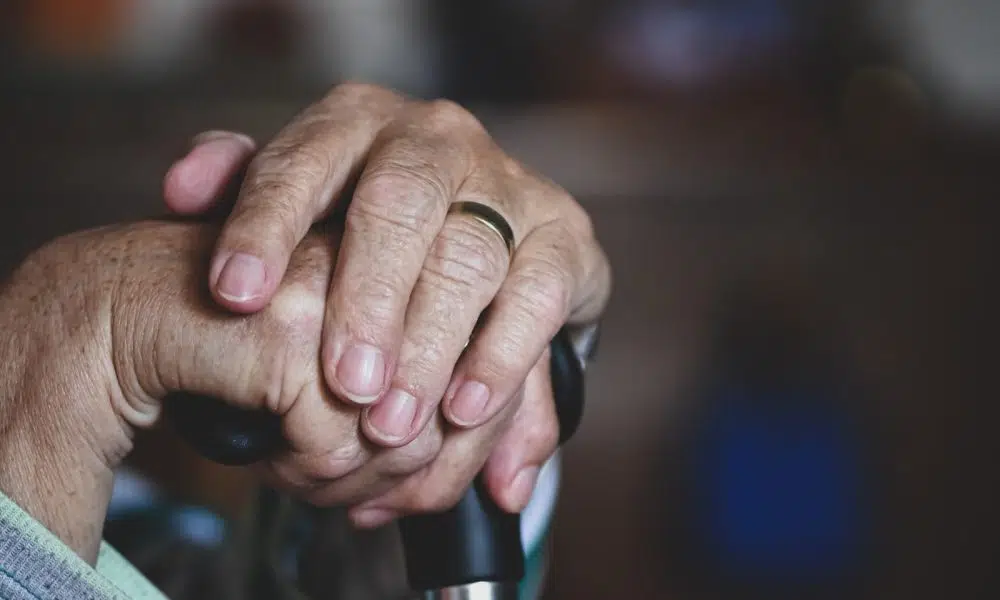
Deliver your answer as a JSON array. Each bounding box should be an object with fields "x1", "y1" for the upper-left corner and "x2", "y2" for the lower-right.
[{"x1": 208, "y1": 83, "x2": 404, "y2": 313}]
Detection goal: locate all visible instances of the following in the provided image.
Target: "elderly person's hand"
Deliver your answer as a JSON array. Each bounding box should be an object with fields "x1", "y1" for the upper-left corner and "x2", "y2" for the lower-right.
[
  {"x1": 0, "y1": 220, "x2": 557, "y2": 564},
  {"x1": 163, "y1": 83, "x2": 612, "y2": 520}
]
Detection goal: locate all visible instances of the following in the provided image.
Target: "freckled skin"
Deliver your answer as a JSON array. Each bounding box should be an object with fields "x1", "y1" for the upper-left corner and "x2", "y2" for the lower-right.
[
  {"x1": 0, "y1": 221, "x2": 362, "y2": 562},
  {"x1": 1, "y1": 178, "x2": 591, "y2": 562},
  {"x1": 2, "y1": 80, "x2": 616, "y2": 568},
  {"x1": 1, "y1": 219, "x2": 530, "y2": 563},
  {"x1": 154, "y1": 83, "x2": 614, "y2": 532}
]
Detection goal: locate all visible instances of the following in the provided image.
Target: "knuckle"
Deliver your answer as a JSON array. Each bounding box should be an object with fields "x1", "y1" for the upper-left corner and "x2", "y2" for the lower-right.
[
  {"x1": 351, "y1": 269, "x2": 410, "y2": 323},
  {"x1": 525, "y1": 414, "x2": 560, "y2": 454},
  {"x1": 268, "y1": 416, "x2": 368, "y2": 488},
  {"x1": 256, "y1": 319, "x2": 324, "y2": 412},
  {"x1": 562, "y1": 196, "x2": 596, "y2": 241},
  {"x1": 400, "y1": 341, "x2": 450, "y2": 391},
  {"x1": 327, "y1": 81, "x2": 399, "y2": 106},
  {"x1": 506, "y1": 260, "x2": 572, "y2": 332},
  {"x1": 519, "y1": 168, "x2": 592, "y2": 235},
  {"x1": 294, "y1": 449, "x2": 362, "y2": 485},
  {"x1": 423, "y1": 222, "x2": 506, "y2": 296},
  {"x1": 548, "y1": 218, "x2": 589, "y2": 279},
  {"x1": 342, "y1": 298, "x2": 400, "y2": 344},
  {"x1": 351, "y1": 167, "x2": 447, "y2": 238},
  {"x1": 471, "y1": 347, "x2": 523, "y2": 385},
  {"x1": 368, "y1": 148, "x2": 449, "y2": 198},
  {"x1": 500, "y1": 155, "x2": 529, "y2": 180},
  {"x1": 241, "y1": 165, "x2": 308, "y2": 204},
  {"x1": 267, "y1": 460, "x2": 317, "y2": 492},
  {"x1": 407, "y1": 443, "x2": 440, "y2": 472},
  {"x1": 255, "y1": 137, "x2": 334, "y2": 181},
  {"x1": 423, "y1": 99, "x2": 485, "y2": 136},
  {"x1": 336, "y1": 288, "x2": 403, "y2": 347},
  {"x1": 316, "y1": 442, "x2": 366, "y2": 480},
  {"x1": 266, "y1": 290, "x2": 325, "y2": 347},
  {"x1": 385, "y1": 432, "x2": 442, "y2": 476}
]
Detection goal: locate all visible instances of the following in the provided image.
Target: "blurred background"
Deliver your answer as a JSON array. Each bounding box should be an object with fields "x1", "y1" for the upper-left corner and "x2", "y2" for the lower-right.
[{"x1": 0, "y1": 1, "x2": 997, "y2": 598}]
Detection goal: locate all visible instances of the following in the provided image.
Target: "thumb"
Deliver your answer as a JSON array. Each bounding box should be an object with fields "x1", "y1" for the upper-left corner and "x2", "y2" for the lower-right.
[
  {"x1": 116, "y1": 221, "x2": 331, "y2": 428},
  {"x1": 163, "y1": 131, "x2": 257, "y2": 216}
]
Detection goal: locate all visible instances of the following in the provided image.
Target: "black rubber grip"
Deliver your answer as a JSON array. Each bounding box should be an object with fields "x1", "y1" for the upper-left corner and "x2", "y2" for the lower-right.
[
  {"x1": 164, "y1": 390, "x2": 285, "y2": 466},
  {"x1": 163, "y1": 326, "x2": 585, "y2": 591},
  {"x1": 398, "y1": 327, "x2": 584, "y2": 590}
]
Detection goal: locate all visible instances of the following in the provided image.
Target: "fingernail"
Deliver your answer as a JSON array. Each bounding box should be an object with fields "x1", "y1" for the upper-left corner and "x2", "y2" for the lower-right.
[
  {"x1": 336, "y1": 343, "x2": 386, "y2": 402},
  {"x1": 192, "y1": 130, "x2": 255, "y2": 150},
  {"x1": 449, "y1": 380, "x2": 490, "y2": 426},
  {"x1": 367, "y1": 388, "x2": 417, "y2": 441},
  {"x1": 510, "y1": 466, "x2": 540, "y2": 511},
  {"x1": 351, "y1": 508, "x2": 398, "y2": 529},
  {"x1": 216, "y1": 253, "x2": 266, "y2": 302}
]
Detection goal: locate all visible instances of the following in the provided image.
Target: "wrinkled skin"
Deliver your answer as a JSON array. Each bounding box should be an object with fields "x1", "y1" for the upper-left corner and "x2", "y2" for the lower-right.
[
  {"x1": 0, "y1": 222, "x2": 557, "y2": 563},
  {"x1": 0, "y1": 83, "x2": 613, "y2": 569},
  {"x1": 163, "y1": 84, "x2": 612, "y2": 526}
]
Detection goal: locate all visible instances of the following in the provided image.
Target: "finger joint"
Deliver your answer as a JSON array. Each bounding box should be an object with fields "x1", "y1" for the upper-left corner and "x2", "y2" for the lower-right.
[{"x1": 351, "y1": 167, "x2": 449, "y2": 240}]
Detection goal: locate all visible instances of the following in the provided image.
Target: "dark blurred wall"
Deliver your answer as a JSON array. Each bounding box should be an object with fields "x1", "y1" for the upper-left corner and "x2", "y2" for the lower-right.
[
  {"x1": 1, "y1": 2, "x2": 998, "y2": 599},
  {"x1": 1, "y1": 85, "x2": 996, "y2": 599}
]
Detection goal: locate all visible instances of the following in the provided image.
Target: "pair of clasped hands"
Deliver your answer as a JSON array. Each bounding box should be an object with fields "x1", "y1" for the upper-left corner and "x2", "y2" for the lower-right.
[{"x1": 0, "y1": 84, "x2": 611, "y2": 563}]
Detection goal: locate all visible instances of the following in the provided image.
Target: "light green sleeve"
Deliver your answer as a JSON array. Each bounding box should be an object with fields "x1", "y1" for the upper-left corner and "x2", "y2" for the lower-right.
[{"x1": 0, "y1": 490, "x2": 166, "y2": 600}]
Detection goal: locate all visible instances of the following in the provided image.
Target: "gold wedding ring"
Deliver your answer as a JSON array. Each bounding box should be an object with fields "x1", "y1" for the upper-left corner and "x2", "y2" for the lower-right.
[{"x1": 447, "y1": 201, "x2": 516, "y2": 258}]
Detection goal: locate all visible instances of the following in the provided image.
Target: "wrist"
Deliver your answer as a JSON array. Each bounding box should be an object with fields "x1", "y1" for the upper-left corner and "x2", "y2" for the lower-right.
[
  {"x1": 0, "y1": 380, "x2": 117, "y2": 564},
  {"x1": 0, "y1": 220, "x2": 226, "y2": 561},
  {"x1": 0, "y1": 235, "x2": 128, "y2": 561}
]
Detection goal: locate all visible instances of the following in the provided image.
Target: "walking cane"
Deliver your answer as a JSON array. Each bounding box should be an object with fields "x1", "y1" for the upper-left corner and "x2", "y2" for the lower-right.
[{"x1": 164, "y1": 326, "x2": 585, "y2": 600}]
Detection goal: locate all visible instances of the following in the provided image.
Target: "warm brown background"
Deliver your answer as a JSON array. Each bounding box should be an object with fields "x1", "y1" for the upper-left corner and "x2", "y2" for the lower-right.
[
  {"x1": 3, "y1": 89, "x2": 995, "y2": 599},
  {"x1": 1, "y1": 2, "x2": 998, "y2": 598}
]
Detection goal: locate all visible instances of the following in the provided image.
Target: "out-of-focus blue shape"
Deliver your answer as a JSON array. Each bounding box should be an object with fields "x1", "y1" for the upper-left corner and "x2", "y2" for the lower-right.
[
  {"x1": 694, "y1": 385, "x2": 865, "y2": 582},
  {"x1": 601, "y1": 0, "x2": 810, "y2": 88},
  {"x1": 168, "y1": 506, "x2": 228, "y2": 549},
  {"x1": 663, "y1": 284, "x2": 879, "y2": 599}
]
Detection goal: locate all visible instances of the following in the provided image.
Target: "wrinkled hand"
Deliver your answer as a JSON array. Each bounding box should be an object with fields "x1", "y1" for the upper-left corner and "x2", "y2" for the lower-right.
[
  {"x1": 0, "y1": 220, "x2": 562, "y2": 564},
  {"x1": 163, "y1": 84, "x2": 611, "y2": 516}
]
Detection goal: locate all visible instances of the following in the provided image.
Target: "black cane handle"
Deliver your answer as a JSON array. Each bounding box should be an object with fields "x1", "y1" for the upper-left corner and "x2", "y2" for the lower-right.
[{"x1": 163, "y1": 327, "x2": 585, "y2": 592}]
